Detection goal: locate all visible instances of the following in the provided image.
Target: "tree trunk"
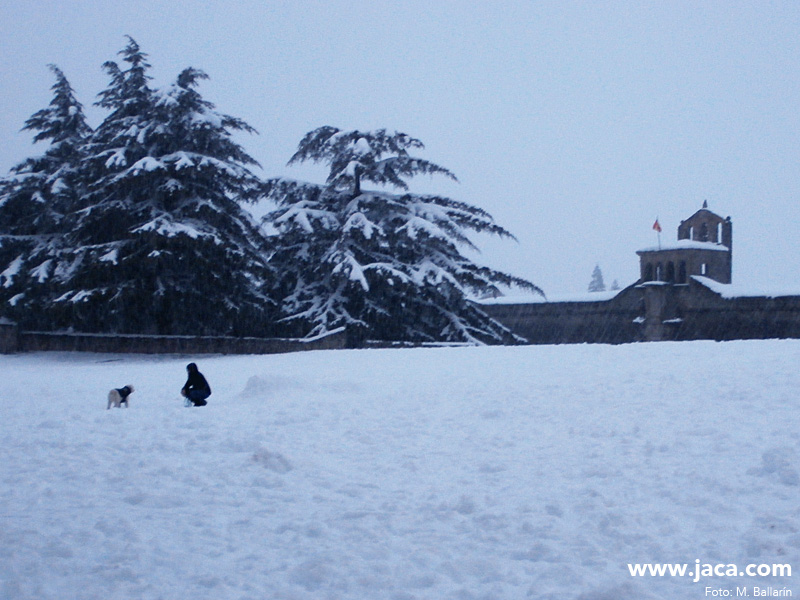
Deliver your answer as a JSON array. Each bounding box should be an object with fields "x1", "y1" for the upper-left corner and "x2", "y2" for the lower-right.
[{"x1": 353, "y1": 167, "x2": 361, "y2": 197}]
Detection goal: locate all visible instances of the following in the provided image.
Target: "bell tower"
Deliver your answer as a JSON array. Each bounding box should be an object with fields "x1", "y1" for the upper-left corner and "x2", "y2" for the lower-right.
[
  {"x1": 677, "y1": 200, "x2": 732, "y2": 251},
  {"x1": 637, "y1": 202, "x2": 732, "y2": 285}
]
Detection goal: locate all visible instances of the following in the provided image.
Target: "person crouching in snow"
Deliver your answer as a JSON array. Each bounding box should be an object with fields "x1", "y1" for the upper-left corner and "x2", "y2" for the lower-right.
[{"x1": 181, "y1": 363, "x2": 211, "y2": 407}]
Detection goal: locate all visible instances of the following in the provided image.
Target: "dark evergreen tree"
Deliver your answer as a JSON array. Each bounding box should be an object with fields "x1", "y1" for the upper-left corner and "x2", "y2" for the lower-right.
[
  {"x1": 266, "y1": 127, "x2": 542, "y2": 344},
  {"x1": 588, "y1": 264, "x2": 606, "y2": 293},
  {"x1": 0, "y1": 65, "x2": 92, "y2": 323},
  {"x1": 0, "y1": 64, "x2": 90, "y2": 235},
  {"x1": 1, "y1": 38, "x2": 275, "y2": 335}
]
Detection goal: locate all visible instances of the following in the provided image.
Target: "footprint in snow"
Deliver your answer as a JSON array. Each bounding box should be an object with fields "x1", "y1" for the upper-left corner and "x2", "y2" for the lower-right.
[
  {"x1": 748, "y1": 447, "x2": 799, "y2": 486},
  {"x1": 251, "y1": 448, "x2": 293, "y2": 474}
]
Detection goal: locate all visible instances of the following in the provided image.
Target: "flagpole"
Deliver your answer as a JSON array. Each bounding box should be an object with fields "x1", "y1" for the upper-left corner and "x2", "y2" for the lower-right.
[{"x1": 653, "y1": 217, "x2": 662, "y2": 250}]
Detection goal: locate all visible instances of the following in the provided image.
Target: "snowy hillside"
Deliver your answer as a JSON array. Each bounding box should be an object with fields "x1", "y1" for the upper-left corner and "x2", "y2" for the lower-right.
[{"x1": 2, "y1": 341, "x2": 799, "y2": 599}]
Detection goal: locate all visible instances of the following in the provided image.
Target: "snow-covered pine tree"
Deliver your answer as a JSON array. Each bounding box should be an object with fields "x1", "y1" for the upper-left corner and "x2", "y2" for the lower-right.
[
  {"x1": 1, "y1": 38, "x2": 275, "y2": 335},
  {"x1": 266, "y1": 126, "x2": 542, "y2": 344},
  {"x1": 0, "y1": 64, "x2": 91, "y2": 235},
  {"x1": 588, "y1": 264, "x2": 606, "y2": 292},
  {"x1": 0, "y1": 65, "x2": 92, "y2": 324}
]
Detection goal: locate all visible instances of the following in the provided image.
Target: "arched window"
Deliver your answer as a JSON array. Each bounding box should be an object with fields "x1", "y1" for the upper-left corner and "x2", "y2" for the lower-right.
[
  {"x1": 656, "y1": 263, "x2": 663, "y2": 281},
  {"x1": 678, "y1": 261, "x2": 687, "y2": 283},
  {"x1": 700, "y1": 222, "x2": 709, "y2": 242},
  {"x1": 666, "y1": 262, "x2": 675, "y2": 282},
  {"x1": 716, "y1": 222, "x2": 722, "y2": 244},
  {"x1": 644, "y1": 263, "x2": 654, "y2": 281}
]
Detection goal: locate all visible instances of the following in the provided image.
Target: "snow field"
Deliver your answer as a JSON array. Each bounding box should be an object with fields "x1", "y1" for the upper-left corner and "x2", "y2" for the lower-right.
[{"x1": 1, "y1": 340, "x2": 799, "y2": 599}]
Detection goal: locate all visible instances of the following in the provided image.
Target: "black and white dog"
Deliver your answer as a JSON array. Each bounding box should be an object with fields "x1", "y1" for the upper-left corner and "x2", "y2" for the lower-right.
[{"x1": 107, "y1": 385, "x2": 135, "y2": 409}]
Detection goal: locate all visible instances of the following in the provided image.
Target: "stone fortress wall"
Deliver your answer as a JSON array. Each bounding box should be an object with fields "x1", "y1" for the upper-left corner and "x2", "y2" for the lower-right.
[{"x1": 480, "y1": 204, "x2": 800, "y2": 344}]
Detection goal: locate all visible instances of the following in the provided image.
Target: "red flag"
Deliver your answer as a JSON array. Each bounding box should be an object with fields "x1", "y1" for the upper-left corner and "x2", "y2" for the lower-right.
[{"x1": 652, "y1": 219, "x2": 662, "y2": 233}]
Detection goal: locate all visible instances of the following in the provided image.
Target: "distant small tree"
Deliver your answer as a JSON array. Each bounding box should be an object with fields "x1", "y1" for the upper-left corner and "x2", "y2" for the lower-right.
[
  {"x1": 610, "y1": 279, "x2": 620, "y2": 291},
  {"x1": 588, "y1": 264, "x2": 606, "y2": 293}
]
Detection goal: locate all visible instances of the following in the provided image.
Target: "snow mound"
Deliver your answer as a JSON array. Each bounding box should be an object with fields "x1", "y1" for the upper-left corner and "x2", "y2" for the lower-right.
[{"x1": 239, "y1": 374, "x2": 302, "y2": 399}]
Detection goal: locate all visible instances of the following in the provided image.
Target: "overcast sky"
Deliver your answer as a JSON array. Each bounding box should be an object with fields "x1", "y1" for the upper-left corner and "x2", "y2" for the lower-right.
[{"x1": 2, "y1": 1, "x2": 799, "y2": 296}]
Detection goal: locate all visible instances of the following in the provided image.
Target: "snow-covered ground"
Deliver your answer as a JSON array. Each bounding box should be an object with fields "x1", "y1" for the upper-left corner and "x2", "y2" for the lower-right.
[{"x1": 1, "y1": 341, "x2": 798, "y2": 600}]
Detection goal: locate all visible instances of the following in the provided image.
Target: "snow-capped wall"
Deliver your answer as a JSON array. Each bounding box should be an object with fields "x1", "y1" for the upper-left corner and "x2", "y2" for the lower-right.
[
  {"x1": 478, "y1": 277, "x2": 800, "y2": 344},
  {"x1": 0, "y1": 326, "x2": 347, "y2": 355}
]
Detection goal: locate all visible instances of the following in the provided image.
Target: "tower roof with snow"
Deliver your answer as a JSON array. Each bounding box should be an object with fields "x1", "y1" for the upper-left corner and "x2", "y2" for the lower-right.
[{"x1": 636, "y1": 202, "x2": 733, "y2": 284}]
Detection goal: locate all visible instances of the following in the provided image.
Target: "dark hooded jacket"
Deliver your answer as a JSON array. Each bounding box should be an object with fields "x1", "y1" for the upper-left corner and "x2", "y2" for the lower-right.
[{"x1": 182, "y1": 363, "x2": 211, "y2": 396}]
